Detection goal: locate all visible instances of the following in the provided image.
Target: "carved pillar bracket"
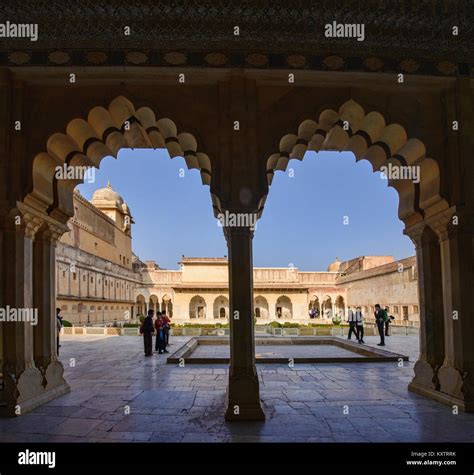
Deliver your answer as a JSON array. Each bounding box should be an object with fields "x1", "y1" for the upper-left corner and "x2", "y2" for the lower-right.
[{"x1": 224, "y1": 224, "x2": 265, "y2": 421}]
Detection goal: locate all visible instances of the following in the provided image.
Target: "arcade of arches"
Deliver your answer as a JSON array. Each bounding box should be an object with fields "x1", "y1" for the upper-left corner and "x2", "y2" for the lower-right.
[
  {"x1": 55, "y1": 186, "x2": 419, "y2": 327},
  {"x1": 0, "y1": 67, "x2": 473, "y2": 422}
]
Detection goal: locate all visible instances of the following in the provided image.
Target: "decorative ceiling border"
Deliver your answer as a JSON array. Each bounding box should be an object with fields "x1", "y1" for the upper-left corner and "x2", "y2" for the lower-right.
[{"x1": 2, "y1": 49, "x2": 471, "y2": 77}]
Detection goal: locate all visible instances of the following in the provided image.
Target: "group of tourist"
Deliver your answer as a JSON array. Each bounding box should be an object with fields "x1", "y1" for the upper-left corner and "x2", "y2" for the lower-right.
[
  {"x1": 140, "y1": 310, "x2": 171, "y2": 357},
  {"x1": 347, "y1": 304, "x2": 395, "y2": 346}
]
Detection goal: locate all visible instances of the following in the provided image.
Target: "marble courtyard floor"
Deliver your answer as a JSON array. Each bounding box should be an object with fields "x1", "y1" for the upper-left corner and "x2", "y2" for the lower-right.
[{"x1": 1, "y1": 334, "x2": 474, "y2": 443}]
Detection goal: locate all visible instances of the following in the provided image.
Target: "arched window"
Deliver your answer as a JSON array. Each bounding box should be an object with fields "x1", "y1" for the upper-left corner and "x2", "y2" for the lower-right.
[
  {"x1": 213, "y1": 296, "x2": 229, "y2": 319},
  {"x1": 275, "y1": 296, "x2": 292, "y2": 319}
]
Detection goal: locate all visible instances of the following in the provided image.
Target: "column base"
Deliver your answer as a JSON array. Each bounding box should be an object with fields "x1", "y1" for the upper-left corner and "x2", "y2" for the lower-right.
[
  {"x1": 0, "y1": 365, "x2": 70, "y2": 417},
  {"x1": 409, "y1": 381, "x2": 474, "y2": 412},
  {"x1": 438, "y1": 364, "x2": 474, "y2": 406},
  {"x1": 410, "y1": 359, "x2": 440, "y2": 391},
  {"x1": 225, "y1": 401, "x2": 265, "y2": 421},
  {"x1": 44, "y1": 360, "x2": 69, "y2": 393},
  {"x1": 224, "y1": 370, "x2": 265, "y2": 422}
]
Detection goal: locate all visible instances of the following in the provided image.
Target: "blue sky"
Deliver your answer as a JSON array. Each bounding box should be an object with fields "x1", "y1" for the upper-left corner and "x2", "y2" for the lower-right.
[{"x1": 78, "y1": 149, "x2": 414, "y2": 271}]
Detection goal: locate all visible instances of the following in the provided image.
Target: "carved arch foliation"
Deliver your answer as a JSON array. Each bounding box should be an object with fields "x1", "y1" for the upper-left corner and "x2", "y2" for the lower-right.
[
  {"x1": 263, "y1": 99, "x2": 448, "y2": 225},
  {"x1": 25, "y1": 96, "x2": 215, "y2": 223}
]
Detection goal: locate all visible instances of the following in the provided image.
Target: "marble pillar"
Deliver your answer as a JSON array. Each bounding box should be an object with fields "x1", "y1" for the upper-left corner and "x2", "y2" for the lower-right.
[
  {"x1": 1, "y1": 211, "x2": 44, "y2": 416},
  {"x1": 407, "y1": 224, "x2": 445, "y2": 394},
  {"x1": 436, "y1": 211, "x2": 474, "y2": 411},
  {"x1": 224, "y1": 226, "x2": 265, "y2": 421},
  {"x1": 33, "y1": 222, "x2": 69, "y2": 395}
]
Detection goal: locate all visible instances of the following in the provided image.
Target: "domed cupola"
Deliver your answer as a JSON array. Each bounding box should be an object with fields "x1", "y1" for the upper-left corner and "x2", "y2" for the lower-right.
[
  {"x1": 327, "y1": 257, "x2": 341, "y2": 272},
  {"x1": 91, "y1": 181, "x2": 124, "y2": 208}
]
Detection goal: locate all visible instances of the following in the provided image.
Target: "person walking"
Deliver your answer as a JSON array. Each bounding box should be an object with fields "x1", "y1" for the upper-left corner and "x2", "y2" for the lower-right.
[
  {"x1": 346, "y1": 307, "x2": 358, "y2": 340},
  {"x1": 56, "y1": 308, "x2": 63, "y2": 355},
  {"x1": 374, "y1": 304, "x2": 386, "y2": 346},
  {"x1": 355, "y1": 306, "x2": 365, "y2": 344},
  {"x1": 141, "y1": 309, "x2": 154, "y2": 357}
]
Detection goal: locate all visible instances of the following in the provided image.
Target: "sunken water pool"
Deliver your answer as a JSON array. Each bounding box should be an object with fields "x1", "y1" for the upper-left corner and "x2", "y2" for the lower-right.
[{"x1": 167, "y1": 336, "x2": 408, "y2": 364}]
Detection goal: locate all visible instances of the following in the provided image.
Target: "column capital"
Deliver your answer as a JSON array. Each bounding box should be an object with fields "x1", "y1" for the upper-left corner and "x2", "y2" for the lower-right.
[
  {"x1": 432, "y1": 206, "x2": 474, "y2": 242},
  {"x1": 7, "y1": 206, "x2": 44, "y2": 240},
  {"x1": 224, "y1": 224, "x2": 255, "y2": 241},
  {"x1": 404, "y1": 206, "x2": 472, "y2": 245},
  {"x1": 15, "y1": 201, "x2": 69, "y2": 244},
  {"x1": 403, "y1": 221, "x2": 426, "y2": 248},
  {"x1": 38, "y1": 221, "x2": 70, "y2": 246}
]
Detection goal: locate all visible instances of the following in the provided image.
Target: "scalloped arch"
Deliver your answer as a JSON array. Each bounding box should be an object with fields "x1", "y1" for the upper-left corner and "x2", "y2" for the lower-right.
[
  {"x1": 24, "y1": 96, "x2": 216, "y2": 222},
  {"x1": 264, "y1": 99, "x2": 449, "y2": 225}
]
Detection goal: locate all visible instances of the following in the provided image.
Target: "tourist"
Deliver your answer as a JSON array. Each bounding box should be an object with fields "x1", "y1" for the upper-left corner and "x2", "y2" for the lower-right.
[
  {"x1": 162, "y1": 312, "x2": 171, "y2": 347},
  {"x1": 346, "y1": 307, "x2": 358, "y2": 340},
  {"x1": 154, "y1": 311, "x2": 162, "y2": 352},
  {"x1": 56, "y1": 308, "x2": 63, "y2": 355},
  {"x1": 355, "y1": 306, "x2": 364, "y2": 344},
  {"x1": 140, "y1": 309, "x2": 154, "y2": 356},
  {"x1": 384, "y1": 307, "x2": 395, "y2": 336},
  {"x1": 154, "y1": 313, "x2": 168, "y2": 354},
  {"x1": 374, "y1": 304, "x2": 386, "y2": 346}
]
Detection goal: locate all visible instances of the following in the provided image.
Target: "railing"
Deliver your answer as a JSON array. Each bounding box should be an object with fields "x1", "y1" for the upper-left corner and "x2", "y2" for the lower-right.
[
  {"x1": 62, "y1": 326, "x2": 135, "y2": 336},
  {"x1": 62, "y1": 324, "x2": 419, "y2": 337}
]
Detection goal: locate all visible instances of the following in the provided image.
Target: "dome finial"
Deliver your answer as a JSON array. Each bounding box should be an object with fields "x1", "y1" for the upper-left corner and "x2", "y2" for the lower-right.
[{"x1": 107, "y1": 180, "x2": 111, "y2": 188}]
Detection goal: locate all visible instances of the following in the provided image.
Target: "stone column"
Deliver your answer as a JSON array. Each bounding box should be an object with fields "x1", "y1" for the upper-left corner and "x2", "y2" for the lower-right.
[
  {"x1": 407, "y1": 224, "x2": 445, "y2": 396},
  {"x1": 266, "y1": 295, "x2": 277, "y2": 321},
  {"x1": 224, "y1": 226, "x2": 265, "y2": 421},
  {"x1": 436, "y1": 210, "x2": 474, "y2": 411},
  {"x1": 33, "y1": 222, "x2": 70, "y2": 395},
  {"x1": 1, "y1": 210, "x2": 44, "y2": 416}
]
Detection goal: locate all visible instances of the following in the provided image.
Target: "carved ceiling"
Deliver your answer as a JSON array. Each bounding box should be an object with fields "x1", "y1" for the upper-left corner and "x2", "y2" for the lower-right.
[{"x1": 0, "y1": 0, "x2": 472, "y2": 75}]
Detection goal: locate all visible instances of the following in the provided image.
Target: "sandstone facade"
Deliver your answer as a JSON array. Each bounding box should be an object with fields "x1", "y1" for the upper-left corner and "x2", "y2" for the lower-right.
[{"x1": 56, "y1": 187, "x2": 419, "y2": 326}]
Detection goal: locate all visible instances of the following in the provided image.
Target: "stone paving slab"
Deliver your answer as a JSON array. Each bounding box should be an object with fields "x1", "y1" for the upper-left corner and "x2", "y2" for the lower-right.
[{"x1": 0, "y1": 334, "x2": 473, "y2": 443}]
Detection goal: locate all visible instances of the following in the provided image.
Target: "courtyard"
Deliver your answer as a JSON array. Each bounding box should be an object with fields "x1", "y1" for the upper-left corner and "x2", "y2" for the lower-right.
[{"x1": 1, "y1": 334, "x2": 473, "y2": 443}]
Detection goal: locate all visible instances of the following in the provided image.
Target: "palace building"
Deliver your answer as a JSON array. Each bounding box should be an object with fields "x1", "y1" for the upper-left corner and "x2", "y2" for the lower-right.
[
  {"x1": 56, "y1": 184, "x2": 140, "y2": 324},
  {"x1": 56, "y1": 185, "x2": 420, "y2": 326}
]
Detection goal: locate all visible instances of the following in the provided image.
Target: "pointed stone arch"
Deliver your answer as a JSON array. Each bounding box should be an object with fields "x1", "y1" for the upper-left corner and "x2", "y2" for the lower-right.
[
  {"x1": 189, "y1": 295, "x2": 207, "y2": 319},
  {"x1": 254, "y1": 295, "x2": 269, "y2": 320},
  {"x1": 335, "y1": 295, "x2": 345, "y2": 319},
  {"x1": 213, "y1": 295, "x2": 229, "y2": 319},
  {"x1": 263, "y1": 99, "x2": 449, "y2": 226},
  {"x1": 23, "y1": 95, "x2": 216, "y2": 224},
  {"x1": 275, "y1": 295, "x2": 293, "y2": 320}
]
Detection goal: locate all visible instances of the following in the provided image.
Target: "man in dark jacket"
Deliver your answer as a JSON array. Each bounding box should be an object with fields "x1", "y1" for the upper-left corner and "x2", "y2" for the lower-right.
[
  {"x1": 142, "y1": 309, "x2": 154, "y2": 356},
  {"x1": 374, "y1": 304, "x2": 386, "y2": 346}
]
